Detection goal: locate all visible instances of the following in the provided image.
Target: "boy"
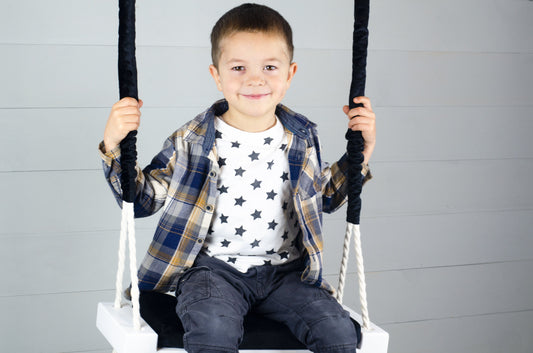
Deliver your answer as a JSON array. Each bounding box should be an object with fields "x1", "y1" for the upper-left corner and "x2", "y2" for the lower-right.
[{"x1": 100, "y1": 3, "x2": 376, "y2": 353}]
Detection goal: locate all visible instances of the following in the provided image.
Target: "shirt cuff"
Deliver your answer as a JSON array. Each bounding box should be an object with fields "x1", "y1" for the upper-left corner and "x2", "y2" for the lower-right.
[{"x1": 98, "y1": 141, "x2": 121, "y2": 166}]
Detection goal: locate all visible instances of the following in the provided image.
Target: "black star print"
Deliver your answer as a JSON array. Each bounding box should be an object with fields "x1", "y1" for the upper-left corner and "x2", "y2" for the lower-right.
[
  {"x1": 267, "y1": 160, "x2": 274, "y2": 170},
  {"x1": 294, "y1": 220, "x2": 299, "y2": 228},
  {"x1": 264, "y1": 137, "x2": 274, "y2": 145},
  {"x1": 250, "y1": 239, "x2": 261, "y2": 248},
  {"x1": 251, "y1": 179, "x2": 262, "y2": 190},
  {"x1": 281, "y1": 231, "x2": 289, "y2": 240},
  {"x1": 215, "y1": 130, "x2": 223, "y2": 139},
  {"x1": 231, "y1": 141, "x2": 241, "y2": 148},
  {"x1": 234, "y1": 196, "x2": 246, "y2": 206},
  {"x1": 266, "y1": 190, "x2": 277, "y2": 200},
  {"x1": 235, "y1": 167, "x2": 246, "y2": 177},
  {"x1": 218, "y1": 157, "x2": 226, "y2": 167},
  {"x1": 280, "y1": 144, "x2": 287, "y2": 151},
  {"x1": 248, "y1": 151, "x2": 260, "y2": 161},
  {"x1": 279, "y1": 251, "x2": 289, "y2": 259},
  {"x1": 290, "y1": 239, "x2": 297, "y2": 247},
  {"x1": 266, "y1": 249, "x2": 276, "y2": 255},
  {"x1": 280, "y1": 172, "x2": 289, "y2": 182},
  {"x1": 228, "y1": 257, "x2": 237, "y2": 264},
  {"x1": 220, "y1": 214, "x2": 228, "y2": 223},
  {"x1": 264, "y1": 260, "x2": 272, "y2": 266},
  {"x1": 289, "y1": 210, "x2": 295, "y2": 219},
  {"x1": 235, "y1": 225, "x2": 246, "y2": 236},
  {"x1": 221, "y1": 239, "x2": 231, "y2": 247},
  {"x1": 268, "y1": 219, "x2": 279, "y2": 230},
  {"x1": 208, "y1": 227, "x2": 214, "y2": 235},
  {"x1": 218, "y1": 185, "x2": 229, "y2": 194},
  {"x1": 282, "y1": 201, "x2": 288, "y2": 211},
  {"x1": 251, "y1": 210, "x2": 262, "y2": 220}
]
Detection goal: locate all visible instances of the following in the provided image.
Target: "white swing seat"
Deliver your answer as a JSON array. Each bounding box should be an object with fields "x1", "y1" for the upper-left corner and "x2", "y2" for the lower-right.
[{"x1": 97, "y1": 301, "x2": 388, "y2": 353}]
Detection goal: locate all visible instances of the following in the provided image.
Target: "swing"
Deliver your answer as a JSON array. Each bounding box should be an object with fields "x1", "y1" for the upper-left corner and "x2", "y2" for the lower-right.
[{"x1": 97, "y1": 1, "x2": 389, "y2": 352}]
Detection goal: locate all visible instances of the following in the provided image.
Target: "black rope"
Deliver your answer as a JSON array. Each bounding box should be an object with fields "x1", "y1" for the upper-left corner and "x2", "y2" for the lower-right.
[
  {"x1": 118, "y1": 0, "x2": 138, "y2": 203},
  {"x1": 345, "y1": 0, "x2": 370, "y2": 225}
]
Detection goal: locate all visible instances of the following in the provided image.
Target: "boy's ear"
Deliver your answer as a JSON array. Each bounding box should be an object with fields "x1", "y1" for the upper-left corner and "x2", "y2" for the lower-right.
[
  {"x1": 209, "y1": 64, "x2": 223, "y2": 91},
  {"x1": 286, "y1": 62, "x2": 298, "y2": 86}
]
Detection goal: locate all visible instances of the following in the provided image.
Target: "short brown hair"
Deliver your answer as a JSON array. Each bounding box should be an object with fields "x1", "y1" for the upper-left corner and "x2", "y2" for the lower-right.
[{"x1": 210, "y1": 3, "x2": 294, "y2": 67}]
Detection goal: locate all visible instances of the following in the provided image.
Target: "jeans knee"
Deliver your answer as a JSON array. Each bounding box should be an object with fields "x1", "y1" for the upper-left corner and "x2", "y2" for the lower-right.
[{"x1": 308, "y1": 313, "x2": 358, "y2": 352}]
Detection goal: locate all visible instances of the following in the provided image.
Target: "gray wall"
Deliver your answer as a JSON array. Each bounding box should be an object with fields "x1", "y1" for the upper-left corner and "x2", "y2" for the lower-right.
[{"x1": 1, "y1": 0, "x2": 532, "y2": 352}]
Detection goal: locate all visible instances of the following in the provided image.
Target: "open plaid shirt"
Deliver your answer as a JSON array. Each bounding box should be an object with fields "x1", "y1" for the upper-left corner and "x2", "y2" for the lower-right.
[{"x1": 100, "y1": 99, "x2": 370, "y2": 293}]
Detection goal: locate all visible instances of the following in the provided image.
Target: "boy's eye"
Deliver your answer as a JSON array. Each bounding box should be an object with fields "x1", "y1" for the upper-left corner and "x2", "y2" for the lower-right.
[
  {"x1": 264, "y1": 65, "x2": 277, "y2": 71},
  {"x1": 231, "y1": 66, "x2": 245, "y2": 71}
]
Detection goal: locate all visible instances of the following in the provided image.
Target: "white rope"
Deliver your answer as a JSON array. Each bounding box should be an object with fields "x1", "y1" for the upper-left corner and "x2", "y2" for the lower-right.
[
  {"x1": 336, "y1": 223, "x2": 353, "y2": 303},
  {"x1": 113, "y1": 201, "x2": 142, "y2": 331},
  {"x1": 351, "y1": 223, "x2": 370, "y2": 330}
]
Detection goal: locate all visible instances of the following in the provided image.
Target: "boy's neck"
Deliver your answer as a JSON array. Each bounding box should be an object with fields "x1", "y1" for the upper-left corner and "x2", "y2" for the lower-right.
[{"x1": 221, "y1": 109, "x2": 277, "y2": 133}]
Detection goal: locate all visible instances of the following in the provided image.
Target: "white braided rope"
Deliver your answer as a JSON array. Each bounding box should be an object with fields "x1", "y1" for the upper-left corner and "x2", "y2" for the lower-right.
[
  {"x1": 337, "y1": 223, "x2": 370, "y2": 330},
  {"x1": 113, "y1": 201, "x2": 142, "y2": 331},
  {"x1": 335, "y1": 223, "x2": 353, "y2": 303}
]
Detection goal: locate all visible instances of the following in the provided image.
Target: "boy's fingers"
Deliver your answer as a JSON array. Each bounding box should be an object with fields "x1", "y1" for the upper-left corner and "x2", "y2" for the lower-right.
[
  {"x1": 116, "y1": 97, "x2": 140, "y2": 107},
  {"x1": 352, "y1": 96, "x2": 372, "y2": 111}
]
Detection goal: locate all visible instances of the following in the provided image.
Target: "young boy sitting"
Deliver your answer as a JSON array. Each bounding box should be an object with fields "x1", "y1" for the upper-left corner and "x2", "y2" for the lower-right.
[{"x1": 100, "y1": 3, "x2": 376, "y2": 353}]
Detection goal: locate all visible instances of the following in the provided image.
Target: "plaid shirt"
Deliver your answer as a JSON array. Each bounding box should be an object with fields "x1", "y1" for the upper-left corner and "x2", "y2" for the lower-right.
[{"x1": 100, "y1": 99, "x2": 369, "y2": 293}]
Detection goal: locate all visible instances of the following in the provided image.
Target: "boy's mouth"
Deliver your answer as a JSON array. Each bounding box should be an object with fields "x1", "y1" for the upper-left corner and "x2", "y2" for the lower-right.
[{"x1": 241, "y1": 93, "x2": 270, "y2": 100}]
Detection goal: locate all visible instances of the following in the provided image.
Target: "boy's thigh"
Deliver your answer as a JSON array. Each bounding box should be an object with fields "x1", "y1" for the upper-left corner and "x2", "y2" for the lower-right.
[{"x1": 257, "y1": 271, "x2": 357, "y2": 349}]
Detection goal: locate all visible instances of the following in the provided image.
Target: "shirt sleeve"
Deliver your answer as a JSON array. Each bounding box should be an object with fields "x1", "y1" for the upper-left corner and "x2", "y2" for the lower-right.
[{"x1": 98, "y1": 136, "x2": 177, "y2": 218}]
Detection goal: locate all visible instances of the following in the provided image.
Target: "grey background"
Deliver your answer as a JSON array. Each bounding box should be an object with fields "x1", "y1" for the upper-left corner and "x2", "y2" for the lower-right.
[{"x1": 1, "y1": 0, "x2": 532, "y2": 352}]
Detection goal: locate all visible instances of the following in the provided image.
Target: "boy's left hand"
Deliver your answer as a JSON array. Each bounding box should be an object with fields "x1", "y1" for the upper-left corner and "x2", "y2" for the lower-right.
[{"x1": 343, "y1": 96, "x2": 376, "y2": 164}]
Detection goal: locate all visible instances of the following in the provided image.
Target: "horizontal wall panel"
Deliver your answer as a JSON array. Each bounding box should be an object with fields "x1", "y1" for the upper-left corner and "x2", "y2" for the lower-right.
[
  {"x1": 381, "y1": 310, "x2": 533, "y2": 353},
  {"x1": 1, "y1": 229, "x2": 157, "y2": 297},
  {"x1": 326, "y1": 260, "x2": 533, "y2": 324},
  {"x1": 2, "y1": 0, "x2": 532, "y2": 53},
  {"x1": 2, "y1": 45, "x2": 532, "y2": 109},
  {"x1": 1, "y1": 159, "x2": 532, "y2": 235},
  {"x1": 4, "y1": 105, "x2": 532, "y2": 172},
  {"x1": 0, "y1": 291, "x2": 113, "y2": 353},
  {"x1": 321, "y1": 209, "x2": 533, "y2": 274}
]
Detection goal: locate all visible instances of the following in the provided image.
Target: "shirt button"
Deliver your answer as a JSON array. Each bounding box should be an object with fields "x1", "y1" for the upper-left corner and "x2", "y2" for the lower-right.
[
  {"x1": 206, "y1": 204, "x2": 214, "y2": 212},
  {"x1": 209, "y1": 170, "x2": 217, "y2": 178},
  {"x1": 197, "y1": 238, "x2": 204, "y2": 244}
]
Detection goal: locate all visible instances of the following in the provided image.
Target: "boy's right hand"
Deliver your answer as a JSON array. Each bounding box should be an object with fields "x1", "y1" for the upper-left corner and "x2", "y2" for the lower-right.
[{"x1": 103, "y1": 97, "x2": 143, "y2": 153}]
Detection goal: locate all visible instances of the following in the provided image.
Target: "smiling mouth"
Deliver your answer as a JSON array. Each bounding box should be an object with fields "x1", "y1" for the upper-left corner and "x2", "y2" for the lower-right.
[{"x1": 241, "y1": 93, "x2": 270, "y2": 100}]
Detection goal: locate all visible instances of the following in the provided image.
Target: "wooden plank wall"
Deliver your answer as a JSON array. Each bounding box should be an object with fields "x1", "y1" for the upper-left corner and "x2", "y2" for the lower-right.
[{"x1": 1, "y1": 0, "x2": 532, "y2": 352}]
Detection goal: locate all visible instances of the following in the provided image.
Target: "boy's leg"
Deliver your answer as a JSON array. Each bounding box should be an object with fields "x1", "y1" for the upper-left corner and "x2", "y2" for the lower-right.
[
  {"x1": 256, "y1": 271, "x2": 358, "y2": 353},
  {"x1": 175, "y1": 261, "x2": 250, "y2": 353}
]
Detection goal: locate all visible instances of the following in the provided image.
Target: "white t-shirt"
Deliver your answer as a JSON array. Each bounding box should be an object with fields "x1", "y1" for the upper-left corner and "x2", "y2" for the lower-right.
[{"x1": 203, "y1": 116, "x2": 301, "y2": 272}]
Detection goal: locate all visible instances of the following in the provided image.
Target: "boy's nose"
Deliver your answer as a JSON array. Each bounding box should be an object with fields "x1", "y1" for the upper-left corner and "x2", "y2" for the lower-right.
[{"x1": 246, "y1": 71, "x2": 265, "y2": 86}]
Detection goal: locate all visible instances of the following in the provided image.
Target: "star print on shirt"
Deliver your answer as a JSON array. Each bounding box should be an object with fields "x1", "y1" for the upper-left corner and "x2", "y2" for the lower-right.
[
  {"x1": 218, "y1": 185, "x2": 229, "y2": 194},
  {"x1": 248, "y1": 151, "x2": 260, "y2": 161},
  {"x1": 221, "y1": 239, "x2": 231, "y2": 247},
  {"x1": 220, "y1": 214, "x2": 229, "y2": 223},
  {"x1": 235, "y1": 167, "x2": 246, "y2": 177},
  {"x1": 251, "y1": 179, "x2": 262, "y2": 190},
  {"x1": 268, "y1": 219, "x2": 279, "y2": 230},
  {"x1": 251, "y1": 210, "x2": 262, "y2": 220},
  {"x1": 267, "y1": 160, "x2": 274, "y2": 170},
  {"x1": 215, "y1": 130, "x2": 223, "y2": 139},
  {"x1": 235, "y1": 225, "x2": 246, "y2": 236},
  {"x1": 250, "y1": 239, "x2": 261, "y2": 248},
  {"x1": 279, "y1": 251, "x2": 289, "y2": 259},
  {"x1": 264, "y1": 137, "x2": 274, "y2": 145},
  {"x1": 280, "y1": 172, "x2": 289, "y2": 182},
  {"x1": 234, "y1": 196, "x2": 246, "y2": 206},
  {"x1": 280, "y1": 144, "x2": 287, "y2": 151},
  {"x1": 282, "y1": 201, "x2": 288, "y2": 210},
  {"x1": 266, "y1": 248, "x2": 276, "y2": 255},
  {"x1": 228, "y1": 257, "x2": 237, "y2": 264},
  {"x1": 218, "y1": 157, "x2": 226, "y2": 168},
  {"x1": 266, "y1": 190, "x2": 277, "y2": 200},
  {"x1": 264, "y1": 260, "x2": 272, "y2": 266},
  {"x1": 231, "y1": 141, "x2": 241, "y2": 148},
  {"x1": 281, "y1": 231, "x2": 289, "y2": 240}
]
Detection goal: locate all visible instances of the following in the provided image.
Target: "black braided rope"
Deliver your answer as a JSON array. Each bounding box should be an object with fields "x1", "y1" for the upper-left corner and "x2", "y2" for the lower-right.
[
  {"x1": 118, "y1": 0, "x2": 138, "y2": 203},
  {"x1": 346, "y1": 0, "x2": 370, "y2": 225}
]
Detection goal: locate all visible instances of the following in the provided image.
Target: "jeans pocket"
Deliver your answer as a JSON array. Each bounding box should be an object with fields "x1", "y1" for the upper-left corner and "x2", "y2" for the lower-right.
[{"x1": 176, "y1": 266, "x2": 211, "y2": 309}]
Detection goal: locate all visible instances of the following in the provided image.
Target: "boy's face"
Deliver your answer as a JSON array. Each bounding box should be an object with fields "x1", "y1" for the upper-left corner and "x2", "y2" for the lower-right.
[{"x1": 209, "y1": 31, "x2": 297, "y2": 131}]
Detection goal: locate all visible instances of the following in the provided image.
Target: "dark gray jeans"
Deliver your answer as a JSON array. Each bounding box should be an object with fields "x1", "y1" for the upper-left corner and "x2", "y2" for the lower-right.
[{"x1": 175, "y1": 253, "x2": 358, "y2": 353}]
